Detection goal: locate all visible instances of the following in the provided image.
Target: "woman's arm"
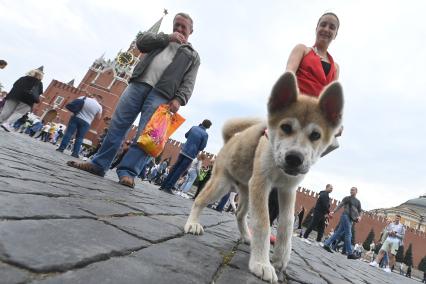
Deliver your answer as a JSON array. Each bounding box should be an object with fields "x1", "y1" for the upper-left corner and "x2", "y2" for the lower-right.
[
  {"x1": 285, "y1": 44, "x2": 307, "y2": 73},
  {"x1": 334, "y1": 63, "x2": 340, "y2": 80}
]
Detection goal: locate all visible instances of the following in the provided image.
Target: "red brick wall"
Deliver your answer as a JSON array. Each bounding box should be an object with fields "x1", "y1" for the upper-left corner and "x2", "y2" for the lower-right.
[{"x1": 295, "y1": 187, "x2": 426, "y2": 268}]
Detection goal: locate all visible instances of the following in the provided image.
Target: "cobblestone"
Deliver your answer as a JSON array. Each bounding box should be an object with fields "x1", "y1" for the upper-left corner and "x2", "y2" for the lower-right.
[{"x1": 0, "y1": 132, "x2": 419, "y2": 283}]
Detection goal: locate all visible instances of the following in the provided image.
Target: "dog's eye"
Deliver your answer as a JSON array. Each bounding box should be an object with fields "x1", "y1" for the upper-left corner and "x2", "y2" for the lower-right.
[
  {"x1": 281, "y1": 124, "x2": 293, "y2": 134},
  {"x1": 309, "y1": 131, "x2": 321, "y2": 141}
]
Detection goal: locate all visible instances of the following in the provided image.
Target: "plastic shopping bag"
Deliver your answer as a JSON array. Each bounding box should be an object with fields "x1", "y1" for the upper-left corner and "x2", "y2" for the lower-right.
[{"x1": 137, "y1": 104, "x2": 185, "y2": 157}]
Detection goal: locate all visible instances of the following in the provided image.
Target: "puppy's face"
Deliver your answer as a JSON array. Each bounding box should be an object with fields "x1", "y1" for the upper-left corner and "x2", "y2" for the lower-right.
[{"x1": 267, "y1": 72, "x2": 344, "y2": 176}]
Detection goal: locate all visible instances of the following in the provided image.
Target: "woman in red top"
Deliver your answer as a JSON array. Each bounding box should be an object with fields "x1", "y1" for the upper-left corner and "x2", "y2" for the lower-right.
[
  {"x1": 269, "y1": 13, "x2": 342, "y2": 245},
  {"x1": 286, "y1": 12, "x2": 343, "y2": 142},
  {"x1": 286, "y1": 12, "x2": 340, "y2": 97}
]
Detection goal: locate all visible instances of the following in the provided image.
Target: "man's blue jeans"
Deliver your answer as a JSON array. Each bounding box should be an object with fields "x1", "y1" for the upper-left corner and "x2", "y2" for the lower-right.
[
  {"x1": 161, "y1": 154, "x2": 192, "y2": 190},
  {"x1": 180, "y1": 168, "x2": 198, "y2": 192},
  {"x1": 324, "y1": 213, "x2": 353, "y2": 255},
  {"x1": 91, "y1": 83, "x2": 168, "y2": 178},
  {"x1": 58, "y1": 116, "x2": 90, "y2": 157},
  {"x1": 215, "y1": 192, "x2": 231, "y2": 212}
]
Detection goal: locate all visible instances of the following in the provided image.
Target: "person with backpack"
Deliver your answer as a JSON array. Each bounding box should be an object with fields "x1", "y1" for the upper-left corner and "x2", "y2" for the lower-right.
[
  {"x1": 56, "y1": 94, "x2": 102, "y2": 158},
  {"x1": 0, "y1": 67, "x2": 43, "y2": 132}
]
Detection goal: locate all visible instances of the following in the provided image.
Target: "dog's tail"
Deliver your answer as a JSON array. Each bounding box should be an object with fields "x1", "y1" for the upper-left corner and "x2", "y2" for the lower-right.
[{"x1": 222, "y1": 118, "x2": 263, "y2": 143}]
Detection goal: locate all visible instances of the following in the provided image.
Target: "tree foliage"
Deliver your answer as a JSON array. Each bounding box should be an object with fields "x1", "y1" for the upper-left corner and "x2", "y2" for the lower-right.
[
  {"x1": 418, "y1": 256, "x2": 426, "y2": 272},
  {"x1": 403, "y1": 243, "x2": 413, "y2": 267},
  {"x1": 395, "y1": 245, "x2": 404, "y2": 263},
  {"x1": 362, "y1": 228, "x2": 375, "y2": 250}
]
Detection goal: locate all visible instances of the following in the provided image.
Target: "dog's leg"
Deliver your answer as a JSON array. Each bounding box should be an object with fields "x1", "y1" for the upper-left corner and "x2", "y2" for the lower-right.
[
  {"x1": 248, "y1": 174, "x2": 277, "y2": 283},
  {"x1": 184, "y1": 171, "x2": 232, "y2": 235},
  {"x1": 271, "y1": 187, "x2": 297, "y2": 273},
  {"x1": 235, "y1": 185, "x2": 250, "y2": 244}
]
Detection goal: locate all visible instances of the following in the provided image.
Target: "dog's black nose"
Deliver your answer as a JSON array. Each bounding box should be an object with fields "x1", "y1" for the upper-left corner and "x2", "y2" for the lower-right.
[{"x1": 285, "y1": 151, "x2": 304, "y2": 168}]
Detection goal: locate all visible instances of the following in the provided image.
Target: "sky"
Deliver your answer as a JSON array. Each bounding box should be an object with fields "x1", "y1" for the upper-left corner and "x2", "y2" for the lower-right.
[{"x1": 0, "y1": 0, "x2": 425, "y2": 210}]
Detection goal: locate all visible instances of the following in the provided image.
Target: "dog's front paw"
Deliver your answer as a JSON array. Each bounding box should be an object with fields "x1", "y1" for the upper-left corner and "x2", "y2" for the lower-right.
[
  {"x1": 271, "y1": 251, "x2": 290, "y2": 273},
  {"x1": 249, "y1": 261, "x2": 278, "y2": 283},
  {"x1": 240, "y1": 234, "x2": 251, "y2": 245},
  {"x1": 271, "y1": 258, "x2": 287, "y2": 273},
  {"x1": 184, "y1": 222, "x2": 204, "y2": 235}
]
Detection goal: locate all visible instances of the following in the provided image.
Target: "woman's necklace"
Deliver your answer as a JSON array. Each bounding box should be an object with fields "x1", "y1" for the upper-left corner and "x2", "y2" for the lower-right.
[{"x1": 313, "y1": 46, "x2": 328, "y2": 61}]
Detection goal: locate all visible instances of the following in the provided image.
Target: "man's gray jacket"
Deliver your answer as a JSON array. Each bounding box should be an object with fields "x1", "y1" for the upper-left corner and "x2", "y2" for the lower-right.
[{"x1": 130, "y1": 32, "x2": 200, "y2": 106}]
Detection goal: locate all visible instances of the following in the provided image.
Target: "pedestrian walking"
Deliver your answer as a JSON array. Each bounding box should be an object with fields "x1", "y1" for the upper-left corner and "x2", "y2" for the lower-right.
[
  {"x1": 153, "y1": 158, "x2": 171, "y2": 184},
  {"x1": 0, "y1": 67, "x2": 43, "y2": 132},
  {"x1": 406, "y1": 265, "x2": 412, "y2": 278},
  {"x1": 36, "y1": 122, "x2": 51, "y2": 142},
  {"x1": 56, "y1": 94, "x2": 102, "y2": 158},
  {"x1": 12, "y1": 112, "x2": 29, "y2": 130},
  {"x1": 66, "y1": 12, "x2": 200, "y2": 189},
  {"x1": 364, "y1": 241, "x2": 375, "y2": 262},
  {"x1": 323, "y1": 187, "x2": 362, "y2": 260},
  {"x1": 399, "y1": 262, "x2": 405, "y2": 275},
  {"x1": 160, "y1": 119, "x2": 211, "y2": 194},
  {"x1": 214, "y1": 192, "x2": 231, "y2": 212},
  {"x1": 369, "y1": 215, "x2": 405, "y2": 273},
  {"x1": 179, "y1": 153, "x2": 205, "y2": 193},
  {"x1": 303, "y1": 184, "x2": 333, "y2": 244},
  {"x1": 193, "y1": 164, "x2": 212, "y2": 199},
  {"x1": 28, "y1": 119, "x2": 43, "y2": 137},
  {"x1": 297, "y1": 205, "x2": 305, "y2": 230},
  {"x1": 53, "y1": 125, "x2": 64, "y2": 144}
]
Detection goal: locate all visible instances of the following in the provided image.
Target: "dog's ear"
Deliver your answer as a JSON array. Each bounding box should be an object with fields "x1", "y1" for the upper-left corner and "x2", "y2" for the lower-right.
[
  {"x1": 319, "y1": 82, "x2": 344, "y2": 126},
  {"x1": 268, "y1": 72, "x2": 298, "y2": 114}
]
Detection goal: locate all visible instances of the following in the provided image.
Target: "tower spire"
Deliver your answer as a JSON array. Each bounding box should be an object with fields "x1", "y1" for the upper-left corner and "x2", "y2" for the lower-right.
[{"x1": 146, "y1": 9, "x2": 167, "y2": 34}]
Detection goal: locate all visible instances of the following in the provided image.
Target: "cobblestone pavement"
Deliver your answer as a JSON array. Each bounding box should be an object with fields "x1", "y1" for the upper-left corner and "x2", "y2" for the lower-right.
[{"x1": 0, "y1": 132, "x2": 420, "y2": 284}]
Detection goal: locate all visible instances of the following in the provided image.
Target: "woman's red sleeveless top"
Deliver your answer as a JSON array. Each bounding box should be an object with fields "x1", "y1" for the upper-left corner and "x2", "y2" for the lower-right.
[{"x1": 296, "y1": 49, "x2": 336, "y2": 97}]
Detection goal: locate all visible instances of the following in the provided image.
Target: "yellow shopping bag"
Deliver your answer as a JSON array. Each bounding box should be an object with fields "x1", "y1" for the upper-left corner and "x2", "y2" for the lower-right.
[{"x1": 137, "y1": 104, "x2": 185, "y2": 157}]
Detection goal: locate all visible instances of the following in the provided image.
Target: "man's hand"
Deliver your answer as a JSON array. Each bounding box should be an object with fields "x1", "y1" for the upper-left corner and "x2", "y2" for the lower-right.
[
  {"x1": 168, "y1": 99, "x2": 181, "y2": 113},
  {"x1": 169, "y1": 32, "x2": 186, "y2": 44}
]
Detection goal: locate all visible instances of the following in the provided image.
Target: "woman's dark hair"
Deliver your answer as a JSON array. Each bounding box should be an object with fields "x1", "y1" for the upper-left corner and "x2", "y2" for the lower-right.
[{"x1": 317, "y1": 12, "x2": 340, "y2": 30}]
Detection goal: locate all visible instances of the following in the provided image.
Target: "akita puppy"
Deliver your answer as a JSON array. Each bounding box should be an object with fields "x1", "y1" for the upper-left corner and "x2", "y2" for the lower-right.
[{"x1": 184, "y1": 72, "x2": 343, "y2": 283}]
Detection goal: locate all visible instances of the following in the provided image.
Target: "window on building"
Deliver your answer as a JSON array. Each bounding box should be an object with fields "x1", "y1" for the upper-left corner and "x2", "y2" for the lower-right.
[{"x1": 54, "y1": 96, "x2": 64, "y2": 106}]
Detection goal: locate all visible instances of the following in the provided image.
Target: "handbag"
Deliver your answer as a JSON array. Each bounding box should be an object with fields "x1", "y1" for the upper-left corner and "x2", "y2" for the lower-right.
[
  {"x1": 65, "y1": 97, "x2": 86, "y2": 114},
  {"x1": 137, "y1": 104, "x2": 185, "y2": 157}
]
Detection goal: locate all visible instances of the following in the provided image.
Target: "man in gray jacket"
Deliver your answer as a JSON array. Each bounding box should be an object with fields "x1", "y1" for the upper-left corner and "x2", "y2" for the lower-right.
[
  {"x1": 323, "y1": 187, "x2": 362, "y2": 260},
  {"x1": 67, "y1": 12, "x2": 200, "y2": 188}
]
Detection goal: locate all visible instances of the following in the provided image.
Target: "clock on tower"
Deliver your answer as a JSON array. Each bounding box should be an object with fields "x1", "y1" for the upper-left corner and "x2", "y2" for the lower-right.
[{"x1": 116, "y1": 52, "x2": 135, "y2": 66}]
